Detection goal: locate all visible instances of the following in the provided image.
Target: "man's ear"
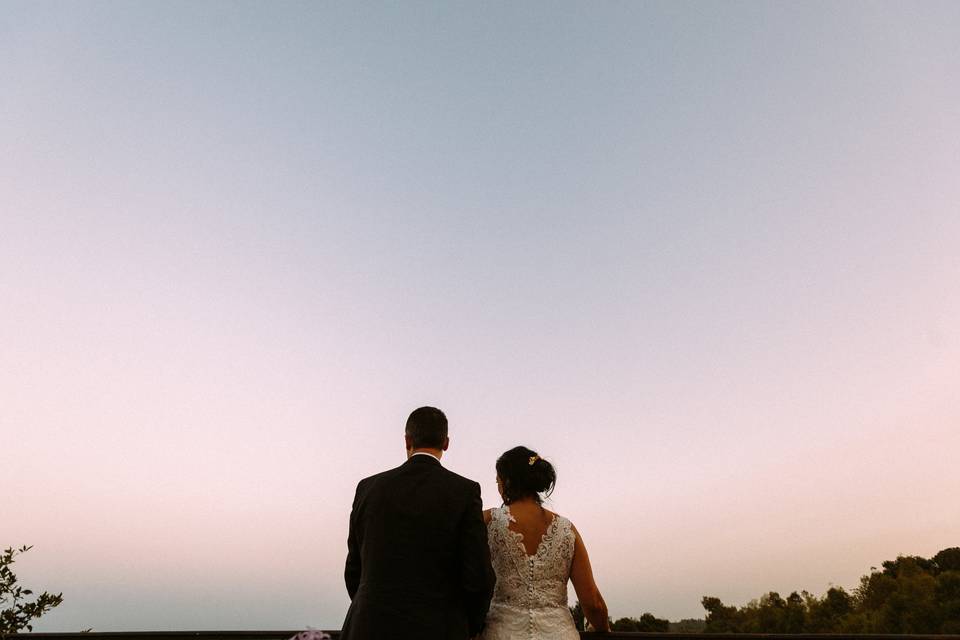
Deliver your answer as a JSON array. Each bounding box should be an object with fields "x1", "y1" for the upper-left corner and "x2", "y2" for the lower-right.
[
  {"x1": 404, "y1": 433, "x2": 414, "y2": 451},
  {"x1": 442, "y1": 436, "x2": 450, "y2": 451}
]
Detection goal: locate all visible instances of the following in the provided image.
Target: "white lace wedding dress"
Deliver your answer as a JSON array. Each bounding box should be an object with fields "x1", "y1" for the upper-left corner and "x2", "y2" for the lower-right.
[{"x1": 482, "y1": 506, "x2": 580, "y2": 640}]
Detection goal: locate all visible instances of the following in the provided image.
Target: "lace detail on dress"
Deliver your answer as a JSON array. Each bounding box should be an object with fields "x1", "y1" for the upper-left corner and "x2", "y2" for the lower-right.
[{"x1": 483, "y1": 506, "x2": 579, "y2": 640}]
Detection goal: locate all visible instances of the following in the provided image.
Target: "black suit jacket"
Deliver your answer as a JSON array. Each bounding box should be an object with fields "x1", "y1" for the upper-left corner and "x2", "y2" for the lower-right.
[{"x1": 340, "y1": 455, "x2": 495, "y2": 640}]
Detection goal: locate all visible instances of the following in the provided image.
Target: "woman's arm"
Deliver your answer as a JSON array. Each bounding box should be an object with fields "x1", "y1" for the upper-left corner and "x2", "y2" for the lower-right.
[{"x1": 569, "y1": 523, "x2": 610, "y2": 632}]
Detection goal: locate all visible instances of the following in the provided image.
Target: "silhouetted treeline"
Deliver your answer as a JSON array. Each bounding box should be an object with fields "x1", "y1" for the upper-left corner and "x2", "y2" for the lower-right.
[
  {"x1": 702, "y1": 547, "x2": 960, "y2": 634},
  {"x1": 610, "y1": 612, "x2": 671, "y2": 632},
  {"x1": 670, "y1": 618, "x2": 708, "y2": 632},
  {"x1": 570, "y1": 601, "x2": 698, "y2": 632}
]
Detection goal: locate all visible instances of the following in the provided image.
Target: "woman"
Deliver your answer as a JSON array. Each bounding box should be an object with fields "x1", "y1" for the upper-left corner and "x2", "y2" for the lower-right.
[{"x1": 482, "y1": 446, "x2": 610, "y2": 638}]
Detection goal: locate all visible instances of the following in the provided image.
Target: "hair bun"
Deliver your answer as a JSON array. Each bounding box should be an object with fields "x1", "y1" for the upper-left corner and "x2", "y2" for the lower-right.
[
  {"x1": 529, "y1": 460, "x2": 554, "y2": 492},
  {"x1": 496, "y1": 446, "x2": 556, "y2": 505}
]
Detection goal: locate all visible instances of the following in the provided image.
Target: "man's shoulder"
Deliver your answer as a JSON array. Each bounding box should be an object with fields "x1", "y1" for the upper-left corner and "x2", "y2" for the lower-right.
[
  {"x1": 355, "y1": 461, "x2": 479, "y2": 495},
  {"x1": 437, "y1": 465, "x2": 480, "y2": 490},
  {"x1": 356, "y1": 463, "x2": 403, "y2": 485},
  {"x1": 429, "y1": 466, "x2": 482, "y2": 502},
  {"x1": 352, "y1": 465, "x2": 399, "y2": 496}
]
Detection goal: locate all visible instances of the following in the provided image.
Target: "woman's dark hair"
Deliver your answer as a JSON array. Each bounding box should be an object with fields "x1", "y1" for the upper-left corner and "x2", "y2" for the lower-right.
[{"x1": 496, "y1": 446, "x2": 556, "y2": 505}]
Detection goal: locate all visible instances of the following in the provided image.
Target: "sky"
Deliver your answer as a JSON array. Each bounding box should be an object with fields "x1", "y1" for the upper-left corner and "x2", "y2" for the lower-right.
[{"x1": 2, "y1": 0, "x2": 959, "y2": 631}]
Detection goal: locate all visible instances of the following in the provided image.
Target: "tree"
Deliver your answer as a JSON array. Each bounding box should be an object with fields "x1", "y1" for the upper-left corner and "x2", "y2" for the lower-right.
[
  {"x1": 806, "y1": 587, "x2": 852, "y2": 632},
  {"x1": 854, "y1": 556, "x2": 939, "y2": 633},
  {"x1": 702, "y1": 547, "x2": 960, "y2": 634},
  {"x1": 670, "y1": 618, "x2": 706, "y2": 632},
  {"x1": 937, "y1": 569, "x2": 960, "y2": 633},
  {"x1": 610, "y1": 613, "x2": 670, "y2": 632},
  {"x1": 933, "y1": 548, "x2": 960, "y2": 574},
  {"x1": 1, "y1": 545, "x2": 63, "y2": 635},
  {"x1": 783, "y1": 591, "x2": 807, "y2": 633},
  {"x1": 756, "y1": 591, "x2": 787, "y2": 632},
  {"x1": 882, "y1": 555, "x2": 937, "y2": 578},
  {"x1": 637, "y1": 612, "x2": 670, "y2": 632},
  {"x1": 568, "y1": 601, "x2": 584, "y2": 631},
  {"x1": 702, "y1": 596, "x2": 743, "y2": 632},
  {"x1": 611, "y1": 617, "x2": 642, "y2": 632}
]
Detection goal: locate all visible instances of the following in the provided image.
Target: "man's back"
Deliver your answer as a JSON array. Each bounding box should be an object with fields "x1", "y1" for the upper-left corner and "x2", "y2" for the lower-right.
[{"x1": 341, "y1": 454, "x2": 494, "y2": 640}]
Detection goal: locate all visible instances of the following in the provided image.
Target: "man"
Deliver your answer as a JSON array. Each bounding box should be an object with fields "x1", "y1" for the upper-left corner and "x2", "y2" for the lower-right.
[{"x1": 340, "y1": 406, "x2": 495, "y2": 640}]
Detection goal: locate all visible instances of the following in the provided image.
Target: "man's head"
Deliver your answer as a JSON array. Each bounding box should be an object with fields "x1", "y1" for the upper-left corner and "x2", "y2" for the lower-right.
[{"x1": 405, "y1": 406, "x2": 449, "y2": 456}]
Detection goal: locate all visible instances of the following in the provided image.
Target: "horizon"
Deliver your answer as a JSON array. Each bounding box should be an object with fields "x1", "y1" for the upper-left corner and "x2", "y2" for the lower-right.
[{"x1": 3, "y1": 0, "x2": 959, "y2": 632}]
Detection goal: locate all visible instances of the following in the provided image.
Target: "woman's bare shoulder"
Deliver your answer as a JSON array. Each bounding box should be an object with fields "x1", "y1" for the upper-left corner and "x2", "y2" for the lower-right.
[{"x1": 483, "y1": 508, "x2": 493, "y2": 525}]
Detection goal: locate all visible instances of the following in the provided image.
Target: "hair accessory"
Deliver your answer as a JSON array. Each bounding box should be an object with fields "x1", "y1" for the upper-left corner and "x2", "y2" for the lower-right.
[{"x1": 528, "y1": 455, "x2": 539, "y2": 466}]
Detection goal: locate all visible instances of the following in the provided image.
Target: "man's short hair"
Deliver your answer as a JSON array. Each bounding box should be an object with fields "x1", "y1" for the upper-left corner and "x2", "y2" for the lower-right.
[{"x1": 405, "y1": 406, "x2": 448, "y2": 449}]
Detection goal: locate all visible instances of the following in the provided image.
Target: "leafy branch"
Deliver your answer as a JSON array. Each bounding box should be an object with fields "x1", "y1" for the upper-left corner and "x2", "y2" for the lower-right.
[{"x1": 1, "y1": 545, "x2": 63, "y2": 636}]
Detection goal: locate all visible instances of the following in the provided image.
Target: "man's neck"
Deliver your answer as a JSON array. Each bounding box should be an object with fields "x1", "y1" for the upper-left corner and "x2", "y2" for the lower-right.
[{"x1": 409, "y1": 448, "x2": 443, "y2": 461}]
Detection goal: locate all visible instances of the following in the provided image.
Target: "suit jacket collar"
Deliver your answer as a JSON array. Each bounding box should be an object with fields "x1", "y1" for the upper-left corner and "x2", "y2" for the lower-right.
[{"x1": 406, "y1": 452, "x2": 442, "y2": 467}]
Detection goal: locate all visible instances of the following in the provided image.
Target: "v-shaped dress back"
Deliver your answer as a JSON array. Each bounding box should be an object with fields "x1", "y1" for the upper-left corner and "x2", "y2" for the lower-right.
[{"x1": 482, "y1": 506, "x2": 580, "y2": 639}]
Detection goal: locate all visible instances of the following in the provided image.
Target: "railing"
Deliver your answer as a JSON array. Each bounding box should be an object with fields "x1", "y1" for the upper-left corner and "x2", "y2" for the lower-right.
[{"x1": 14, "y1": 632, "x2": 960, "y2": 640}]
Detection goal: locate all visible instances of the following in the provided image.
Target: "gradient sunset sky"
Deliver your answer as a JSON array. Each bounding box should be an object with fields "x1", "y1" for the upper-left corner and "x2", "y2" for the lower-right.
[{"x1": 3, "y1": 0, "x2": 959, "y2": 631}]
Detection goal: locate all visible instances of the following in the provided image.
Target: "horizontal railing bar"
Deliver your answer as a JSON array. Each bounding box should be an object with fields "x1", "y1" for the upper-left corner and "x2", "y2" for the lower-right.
[{"x1": 13, "y1": 633, "x2": 960, "y2": 640}]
